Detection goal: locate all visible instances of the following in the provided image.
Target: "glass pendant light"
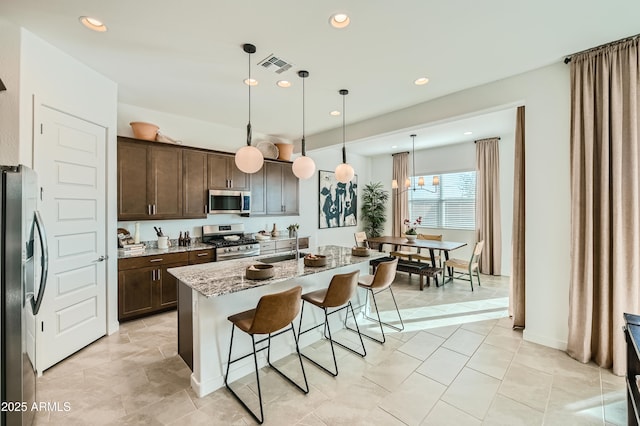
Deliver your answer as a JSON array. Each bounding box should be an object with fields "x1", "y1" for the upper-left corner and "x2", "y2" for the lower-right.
[
  {"x1": 234, "y1": 43, "x2": 264, "y2": 174},
  {"x1": 292, "y1": 70, "x2": 316, "y2": 179},
  {"x1": 334, "y1": 89, "x2": 355, "y2": 183}
]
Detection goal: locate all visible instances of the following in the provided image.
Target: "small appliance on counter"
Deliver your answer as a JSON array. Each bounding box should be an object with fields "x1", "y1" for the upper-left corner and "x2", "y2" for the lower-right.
[{"x1": 201, "y1": 223, "x2": 260, "y2": 261}]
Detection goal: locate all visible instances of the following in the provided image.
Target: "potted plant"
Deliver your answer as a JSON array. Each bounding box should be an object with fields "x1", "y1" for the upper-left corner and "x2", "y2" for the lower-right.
[
  {"x1": 287, "y1": 223, "x2": 299, "y2": 238},
  {"x1": 403, "y1": 217, "x2": 422, "y2": 241},
  {"x1": 361, "y1": 182, "x2": 389, "y2": 237}
]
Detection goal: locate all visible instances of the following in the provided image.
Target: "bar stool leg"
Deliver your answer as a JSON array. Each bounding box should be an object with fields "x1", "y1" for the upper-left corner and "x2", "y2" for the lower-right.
[
  {"x1": 266, "y1": 324, "x2": 309, "y2": 394},
  {"x1": 224, "y1": 326, "x2": 265, "y2": 424},
  {"x1": 298, "y1": 301, "x2": 366, "y2": 377},
  {"x1": 348, "y1": 287, "x2": 405, "y2": 344}
]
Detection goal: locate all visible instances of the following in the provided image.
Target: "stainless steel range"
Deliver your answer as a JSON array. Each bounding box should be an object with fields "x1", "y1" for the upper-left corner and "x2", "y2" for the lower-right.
[{"x1": 202, "y1": 224, "x2": 260, "y2": 261}]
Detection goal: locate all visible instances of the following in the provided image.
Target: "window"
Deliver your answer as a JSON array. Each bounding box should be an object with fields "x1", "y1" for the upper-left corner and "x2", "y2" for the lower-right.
[{"x1": 407, "y1": 170, "x2": 476, "y2": 230}]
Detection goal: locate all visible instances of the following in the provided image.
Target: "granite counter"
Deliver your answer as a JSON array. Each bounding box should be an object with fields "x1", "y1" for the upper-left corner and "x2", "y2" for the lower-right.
[{"x1": 168, "y1": 245, "x2": 381, "y2": 298}]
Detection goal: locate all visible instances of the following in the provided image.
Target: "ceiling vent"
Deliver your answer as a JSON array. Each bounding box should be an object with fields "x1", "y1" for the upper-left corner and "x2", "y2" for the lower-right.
[{"x1": 257, "y1": 54, "x2": 293, "y2": 74}]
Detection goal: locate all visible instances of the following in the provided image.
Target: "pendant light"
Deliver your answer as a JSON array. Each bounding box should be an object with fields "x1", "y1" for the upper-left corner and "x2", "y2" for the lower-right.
[
  {"x1": 292, "y1": 70, "x2": 316, "y2": 179},
  {"x1": 234, "y1": 43, "x2": 264, "y2": 174},
  {"x1": 391, "y1": 134, "x2": 439, "y2": 193},
  {"x1": 334, "y1": 89, "x2": 355, "y2": 183}
]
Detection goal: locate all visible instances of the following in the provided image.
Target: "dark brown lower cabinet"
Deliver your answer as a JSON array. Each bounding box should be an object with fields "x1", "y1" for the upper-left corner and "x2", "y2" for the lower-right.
[{"x1": 118, "y1": 252, "x2": 189, "y2": 321}]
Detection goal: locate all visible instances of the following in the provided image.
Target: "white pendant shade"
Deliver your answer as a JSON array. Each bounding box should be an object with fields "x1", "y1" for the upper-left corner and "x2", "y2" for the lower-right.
[
  {"x1": 335, "y1": 162, "x2": 355, "y2": 183},
  {"x1": 292, "y1": 155, "x2": 316, "y2": 179},
  {"x1": 391, "y1": 179, "x2": 398, "y2": 189},
  {"x1": 235, "y1": 145, "x2": 264, "y2": 173}
]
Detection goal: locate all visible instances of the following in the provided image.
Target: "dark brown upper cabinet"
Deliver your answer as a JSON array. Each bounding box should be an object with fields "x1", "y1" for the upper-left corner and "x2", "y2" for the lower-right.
[
  {"x1": 118, "y1": 137, "x2": 183, "y2": 220},
  {"x1": 183, "y1": 149, "x2": 208, "y2": 218},
  {"x1": 207, "y1": 153, "x2": 249, "y2": 190},
  {"x1": 251, "y1": 160, "x2": 299, "y2": 216}
]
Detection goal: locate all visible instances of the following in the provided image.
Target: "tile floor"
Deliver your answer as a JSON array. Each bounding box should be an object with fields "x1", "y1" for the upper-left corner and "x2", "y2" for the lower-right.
[{"x1": 34, "y1": 273, "x2": 627, "y2": 425}]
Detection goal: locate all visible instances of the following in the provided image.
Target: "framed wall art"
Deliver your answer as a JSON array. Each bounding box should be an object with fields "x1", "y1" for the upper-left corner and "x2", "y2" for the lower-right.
[{"x1": 318, "y1": 170, "x2": 358, "y2": 229}]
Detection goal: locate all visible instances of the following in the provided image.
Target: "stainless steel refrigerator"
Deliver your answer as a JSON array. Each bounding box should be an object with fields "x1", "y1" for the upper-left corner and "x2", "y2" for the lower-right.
[{"x1": 1, "y1": 165, "x2": 48, "y2": 426}]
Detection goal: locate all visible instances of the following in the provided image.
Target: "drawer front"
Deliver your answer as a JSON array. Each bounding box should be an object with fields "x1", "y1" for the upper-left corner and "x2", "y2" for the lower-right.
[
  {"x1": 188, "y1": 249, "x2": 215, "y2": 264},
  {"x1": 260, "y1": 241, "x2": 276, "y2": 251},
  {"x1": 275, "y1": 239, "x2": 296, "y2": 250},
  {"x1": 119, "y1": 251, "x2": 189, "y2": 271},
  {"x1": 298, "y1": 237, "x2": 309, "y2": 250}
]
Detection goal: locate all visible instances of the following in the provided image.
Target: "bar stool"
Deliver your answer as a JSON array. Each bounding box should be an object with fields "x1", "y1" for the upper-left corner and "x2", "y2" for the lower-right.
[
  {"x1": 348, "y1": 257, "x2": 403, "y2": 344},
  {"x1": 224, "y1": 286, "x2": 309, "y2": 424},
  {"x1": 297, "y1": 270, "x2": 366, "y2": 376}
]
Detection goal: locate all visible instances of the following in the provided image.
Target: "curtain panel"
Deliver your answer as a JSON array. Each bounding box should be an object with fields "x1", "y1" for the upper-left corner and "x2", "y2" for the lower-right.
[
  {"x1": 567, "y1": 37, "x2": 640, "y2": 375},
  {"x1": 392, "y1": 152, "x2": 409, "y2": 237},
  {"x1": 510, "y1": 106, "x2": 526, "y2": 328},
  {"x1": 475, "y1": 137, "x2": 502, "y2": 275}
]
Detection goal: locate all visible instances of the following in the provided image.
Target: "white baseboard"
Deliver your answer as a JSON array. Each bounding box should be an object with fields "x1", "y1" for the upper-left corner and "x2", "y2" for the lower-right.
[{"x1": 523, "y1": 329, "x2": 567, "y2": 351}]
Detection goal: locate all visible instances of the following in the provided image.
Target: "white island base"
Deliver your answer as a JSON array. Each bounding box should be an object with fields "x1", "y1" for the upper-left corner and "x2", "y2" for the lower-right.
[{"x1": 169, "y1": 246, "x2": 381, "y2": 398}]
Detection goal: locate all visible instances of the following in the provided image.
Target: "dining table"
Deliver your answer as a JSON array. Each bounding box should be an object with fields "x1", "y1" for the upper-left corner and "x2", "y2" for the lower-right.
[{"x1": 365, "y1": 236, "x2": 467, "y2": 283}]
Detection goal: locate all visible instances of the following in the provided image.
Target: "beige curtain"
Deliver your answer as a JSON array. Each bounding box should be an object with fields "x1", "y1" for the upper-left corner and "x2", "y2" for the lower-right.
[
  {"x1": 475, "y1": 138, "x2": 502, "y2": 275},
  {"x1": 392, "y1": 152, "x2": 408, "y2": 237},
  {"x1": 510, "y1": 107, "x2": 526, "y2": 328},
  {"x1": 567, "y1": 37, "x2": 640, "y2": 376}
]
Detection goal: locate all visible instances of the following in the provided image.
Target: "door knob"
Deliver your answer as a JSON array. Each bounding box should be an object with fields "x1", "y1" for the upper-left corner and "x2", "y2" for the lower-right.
[{"x1": 96, "y1": 255, "x2": 107, "y2": 262}]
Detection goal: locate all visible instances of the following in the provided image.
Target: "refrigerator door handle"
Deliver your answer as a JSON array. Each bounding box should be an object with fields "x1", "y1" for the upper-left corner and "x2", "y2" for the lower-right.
[{"x1": 31, "y1": 210, "x2": 49, "y2": 316}]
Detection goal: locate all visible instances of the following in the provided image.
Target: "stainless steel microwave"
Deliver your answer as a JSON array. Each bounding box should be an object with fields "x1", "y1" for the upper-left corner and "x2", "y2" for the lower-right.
[{"x1": 209, "y1": 190, "x2": 251, "y2": 215}]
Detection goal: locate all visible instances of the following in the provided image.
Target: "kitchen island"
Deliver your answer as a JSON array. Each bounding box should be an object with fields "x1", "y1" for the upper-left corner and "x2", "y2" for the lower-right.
[{"x1": 168, "y1": 245, "x2": 384, "y2": 398}]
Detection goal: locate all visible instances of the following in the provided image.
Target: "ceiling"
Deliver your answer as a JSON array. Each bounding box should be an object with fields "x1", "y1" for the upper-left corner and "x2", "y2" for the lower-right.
[{"x1": 2, "y1": 0, "x2": 640, "y2": 152}]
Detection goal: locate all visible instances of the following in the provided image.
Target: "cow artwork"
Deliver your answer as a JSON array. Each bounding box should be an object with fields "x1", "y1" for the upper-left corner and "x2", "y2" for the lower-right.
[{"x1": 319, "y1": 170, "x2": 358, "y2": 229}]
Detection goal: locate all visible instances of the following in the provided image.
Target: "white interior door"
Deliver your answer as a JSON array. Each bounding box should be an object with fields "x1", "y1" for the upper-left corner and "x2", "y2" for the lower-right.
[{"x1": 34, "y1": 105, "x2": 107, "y2": 373}]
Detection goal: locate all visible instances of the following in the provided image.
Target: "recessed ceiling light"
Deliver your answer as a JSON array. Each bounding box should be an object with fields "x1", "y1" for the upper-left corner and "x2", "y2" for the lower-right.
[
  {"x1": 329, "y1": 13, "x2": 350, "y2": 29},
  {"x1": 244, "y1": 78, "x2": 258, "y2": 86},
  {"x1": 464, "y1": 131, "x2": 473, "y2": 135},
  {"x1": 276, "y1": 80, "x2": 291, "y2": 88},
  {"x1": 79, "y1": 16, "x2": 107, "y2": 32},
  {"x1": 391, "y1": 145, "x2": 398, "y2": 149},
  {"x1": 414, "y1": 77, "x2": 429, "y2": 86},
  {"x1": 330, "y1": 110, "x2": 341, "y2": 116}
]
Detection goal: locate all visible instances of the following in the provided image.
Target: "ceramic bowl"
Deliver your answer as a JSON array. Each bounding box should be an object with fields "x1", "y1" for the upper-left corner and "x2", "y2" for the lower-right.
[
  {"x1": 274, "y1": 143, "x2": 294, "y2": 161},
  {"x1": 246, "y1": 264, "x2": 275, "y2": 280},
  {"x1": 351, "y1": 247, "x2": 371, "y2": 257},
  {"x1": 130, "y1": 122, "x2": 159, "y2": 141},
  {"x1": 304, "y1": 254, "x2": 327, "y2": 267}
]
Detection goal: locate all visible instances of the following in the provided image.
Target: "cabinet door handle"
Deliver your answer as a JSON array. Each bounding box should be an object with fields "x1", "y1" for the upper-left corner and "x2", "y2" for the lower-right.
[
  {"x1": 151, "y1": 270, "x2": 156, "y2": 280},
  {"x1": 153, "y1": 204, "x2": 157, "y2": 215},
  {"x1": 229, "y1": 179, "x2": 233, "y2": 188},
  {"x1": 150, "y1": 258, "x2": 163, "y2": 263},
  {"x1": 197, "y1": 253, "x2": 208, "y2": 257},
  {"x1": 147, "y1": 204, "x2": 151, "y2": 215},
  {"x1": 204, "y1": 205, "x2": 208, "y2": 214}
]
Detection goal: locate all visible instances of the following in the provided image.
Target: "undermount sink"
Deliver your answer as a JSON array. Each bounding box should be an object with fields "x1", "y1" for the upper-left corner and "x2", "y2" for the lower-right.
[{"x1": 259, "y1": 252, "x2": 306, "y2": 264}]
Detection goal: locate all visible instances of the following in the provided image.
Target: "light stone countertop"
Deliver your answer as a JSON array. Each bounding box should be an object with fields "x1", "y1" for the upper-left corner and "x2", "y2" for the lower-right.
[
  {"x1": 117, "y1": 242, "x2": 212, "y2": 259},
  {"x1": 167, "y1": 245, "x2": 383, "y2": 298}
]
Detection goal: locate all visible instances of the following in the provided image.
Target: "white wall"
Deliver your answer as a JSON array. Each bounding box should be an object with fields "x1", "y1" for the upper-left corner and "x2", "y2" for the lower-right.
[
  {"x1": 0, "y1": 18, "x2": 21, "y2": 165},
  {"x1": 117, "y1": 104, "x2": 369, "y2": 250},
  {"x1": 118, "y1": 102, "x2": 287, "y2": 152},
  {"x1": 18, "y1": 30, "x2": 119, "y2": 334},
  {"x1": 311, "y1": 63, "x2": 571, "y2": 350}
]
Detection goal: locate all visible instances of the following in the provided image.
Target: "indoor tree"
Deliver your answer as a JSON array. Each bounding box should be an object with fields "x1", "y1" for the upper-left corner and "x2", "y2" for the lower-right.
[{"x1": 360, "y1": 182, "x2": 389, "y2": 237}]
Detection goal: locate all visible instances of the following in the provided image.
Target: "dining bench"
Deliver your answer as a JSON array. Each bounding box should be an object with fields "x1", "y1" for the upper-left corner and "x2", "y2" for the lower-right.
[{"x1": 369, "y1": 256, "x2": 440, "y2": 290}]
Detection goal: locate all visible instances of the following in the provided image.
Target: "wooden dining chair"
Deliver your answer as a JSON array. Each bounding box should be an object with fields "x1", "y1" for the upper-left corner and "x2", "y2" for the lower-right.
[
  {"x1": 413, "y1": 234, "x2": 443, "y2": 266},
  {"x1": 441, "y1": 240, "x2": 484, "y2": 291},
  {"x1": 354, "y1": 231, "x2": 369, "y2": 248}
]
